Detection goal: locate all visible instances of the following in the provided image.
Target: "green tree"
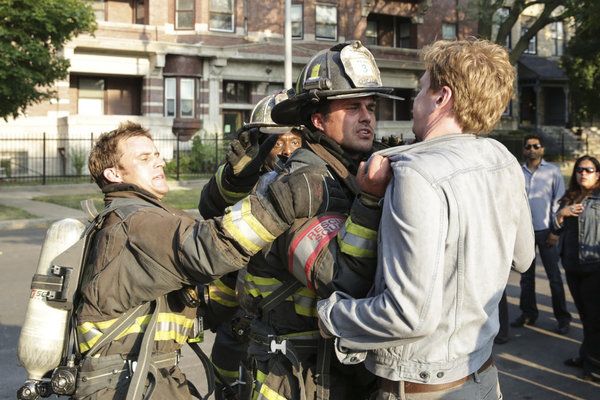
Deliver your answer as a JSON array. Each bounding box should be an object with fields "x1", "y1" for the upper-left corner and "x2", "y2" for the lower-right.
[
  {"x1": 562, "y1": 1, "x2": 600, "y2": 125},
  {"x1": 0, "y1": 0, "x2": 96, "y2": 119},
  {"x1": 471, "y1": 0, "x2": 577, "y2": 64}
]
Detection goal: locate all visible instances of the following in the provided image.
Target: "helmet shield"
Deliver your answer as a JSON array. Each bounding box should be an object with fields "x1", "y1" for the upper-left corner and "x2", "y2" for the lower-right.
[{"x1": 272, "y1": 41, "x2": 402, "y2": 126}]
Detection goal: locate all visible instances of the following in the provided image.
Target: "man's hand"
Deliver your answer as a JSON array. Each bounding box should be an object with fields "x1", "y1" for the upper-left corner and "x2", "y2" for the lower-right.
[
  {"x1": 268, "y1": 167, "x2": 348, "y2": 225},
  {"x1": 546, "y1": 232, "x2": 559, "y2": 248},
  {"x1": 357, "y1": 155, "x2": 391, "y2": 198},
  {"x1": 225, "y1": 127, "x2": 278, "y2": 180}
]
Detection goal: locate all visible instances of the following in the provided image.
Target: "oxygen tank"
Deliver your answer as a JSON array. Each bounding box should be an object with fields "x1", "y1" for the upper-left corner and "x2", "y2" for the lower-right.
[{"x1": 17, "y1": 218, "x2": 86, "y2": 380}]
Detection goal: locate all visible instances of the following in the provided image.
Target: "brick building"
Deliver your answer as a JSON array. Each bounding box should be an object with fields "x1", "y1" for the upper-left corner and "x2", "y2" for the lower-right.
[{"x1": 0, "y1": 0, "x2": 482, "y2": 176}]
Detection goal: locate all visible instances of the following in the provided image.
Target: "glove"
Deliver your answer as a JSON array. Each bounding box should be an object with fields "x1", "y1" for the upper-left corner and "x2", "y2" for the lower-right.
[
  {"x1": 224, "y1": 127, "x2": 278, "y2": 183},
  {"x1": 268, "y1": 166, "x2": 349, "y2": 225}
]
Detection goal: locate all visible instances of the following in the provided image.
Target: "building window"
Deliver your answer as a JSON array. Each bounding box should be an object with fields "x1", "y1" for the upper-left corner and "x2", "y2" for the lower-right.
[
  {"x1": 180, "y1": 78, "x2": 195, "y2": 118},
  {"x1": 175, "y1": 0, "x2": 194, "y2": 30},
  {"x1": 366, "y1": 14, "x2": 414, "y2": 49},
  {"x1": 78, "y1": 78, "x2": 105, "y2": 116},
  {"x1": 442, "y1": 23, "x2": 457, "y2": 40},
  {"x1": 210, "y1": 0, "x2": 234, "y2": 32},
  {"x1": 376, "y1": 88, "x2": 413, "y2": 121},
  {"x1": 291, "y1": 4, "x2": 303, "y2": 39},
  {"x1": 493, "y1": 7, "x2": 512, "y2": 49},
  {"x1": 75, "y1": 76, "x2": 141, "y2": 116},
  {"x1": 521, "y1": 27, "x2": 537, "y2": 55},
  {"x1": 133, "y1": 0, "x2": 146, "y2": 24},
  {"x1": 315, "y1": 4, "x2": 337, "y2": 40},
  {"x1": 164, "y1": 77, "x2": 197, "y2": 118},
  {"x1": 223, "y1": 81, "x2": 250, "y2": 103},
  {"x1": 365, "y1": 20, "x2": 378, "y2": 46},
  {"x1": 165, "y1": 78, "x2": 176, "y2": 117},
  {"x1": 92, "y1": 0, "x2": 105, "y2": 21},
  {"x1": 551, "y1": 21, "x2": 564, "y2": 56},
  {"x1": 223, "y1": 110, "x2": 249, "y2": 138}
]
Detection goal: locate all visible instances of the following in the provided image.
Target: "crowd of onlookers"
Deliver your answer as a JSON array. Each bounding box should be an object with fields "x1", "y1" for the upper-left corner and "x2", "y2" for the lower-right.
[{"x1": 498, "y1": 134, "x2": 600, "y2": 384}]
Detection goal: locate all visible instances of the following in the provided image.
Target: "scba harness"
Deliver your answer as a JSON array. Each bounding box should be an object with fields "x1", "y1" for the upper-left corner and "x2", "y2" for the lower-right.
[{"x1": 17, "y1": 199, "x2": 217, "y2": 400}]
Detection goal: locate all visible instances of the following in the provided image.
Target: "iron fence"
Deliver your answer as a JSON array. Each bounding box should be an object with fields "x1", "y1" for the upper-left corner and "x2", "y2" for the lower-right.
[{"x1": 0, "y1": 133, "x2": 229, "y2": 184}]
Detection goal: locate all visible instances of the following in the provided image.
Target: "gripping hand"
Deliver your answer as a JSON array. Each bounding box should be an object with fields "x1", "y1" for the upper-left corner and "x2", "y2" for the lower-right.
[{"x1": 225, "y1": 128, "x2": 278, "y2": 184}]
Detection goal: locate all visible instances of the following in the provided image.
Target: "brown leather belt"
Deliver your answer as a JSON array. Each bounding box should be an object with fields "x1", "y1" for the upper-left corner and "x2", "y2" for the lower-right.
[{"x1": 379, "y1": 356, "x2": 494, "y2": 394}]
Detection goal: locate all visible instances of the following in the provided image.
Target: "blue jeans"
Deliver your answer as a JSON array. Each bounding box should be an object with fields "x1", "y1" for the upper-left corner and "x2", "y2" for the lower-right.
[{"x1": 518, "y1": 229, "x2": 571, "y2": 323}]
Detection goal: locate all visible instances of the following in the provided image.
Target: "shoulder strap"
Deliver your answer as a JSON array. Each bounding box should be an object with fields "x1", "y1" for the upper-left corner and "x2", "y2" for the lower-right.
[
  {"x1": 258, "y1": 275, "x2": 303, "y2": 316},
  {"x1": 306, "y1": 141, "x2": 360, "y2": 195}
]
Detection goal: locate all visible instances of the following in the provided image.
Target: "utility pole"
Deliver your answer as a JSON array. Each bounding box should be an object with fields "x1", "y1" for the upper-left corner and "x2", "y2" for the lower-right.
[{"x1": 284, "y1": 0, "x2": 292, "y2": 88}]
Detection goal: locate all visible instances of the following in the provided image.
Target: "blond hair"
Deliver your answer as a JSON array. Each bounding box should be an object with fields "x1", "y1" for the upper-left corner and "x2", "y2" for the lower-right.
[
  {"x1": 88, "y1": 121, "x2": 151, "y2": 188},
  {"x1": 422, "y1": 39, "x2": 514, "y2": 134}
]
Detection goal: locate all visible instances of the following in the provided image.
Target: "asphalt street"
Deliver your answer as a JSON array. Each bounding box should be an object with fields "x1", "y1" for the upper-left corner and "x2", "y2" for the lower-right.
[{"x1": 1, "y1": 227, "x2": 599, "y2": 399}]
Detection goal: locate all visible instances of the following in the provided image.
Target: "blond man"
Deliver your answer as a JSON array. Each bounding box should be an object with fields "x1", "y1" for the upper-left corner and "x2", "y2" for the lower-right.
[{"x1": 318, "y1": 39, "x2": 535, "y2": 399}]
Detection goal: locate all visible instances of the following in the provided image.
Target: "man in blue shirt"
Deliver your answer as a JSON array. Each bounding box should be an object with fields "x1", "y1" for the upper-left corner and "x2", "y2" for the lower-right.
[{"x1": 512, "y1": 134, "x2": 572, "y2": 334}]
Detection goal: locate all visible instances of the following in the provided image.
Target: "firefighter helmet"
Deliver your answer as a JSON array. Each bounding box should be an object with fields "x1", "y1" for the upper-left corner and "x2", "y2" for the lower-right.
[
  {"x1": 244, "y1": 89, "x2": 301, "y2": 134},
  {"x1": 272, "y1": 40, "x2": 400, "y2": 126}
]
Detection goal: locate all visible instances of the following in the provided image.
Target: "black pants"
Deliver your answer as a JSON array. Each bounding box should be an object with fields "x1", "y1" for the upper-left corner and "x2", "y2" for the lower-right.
[
  {"x1": 565, "y1": 269, "x2": 600, "y2": 375},
  {"x1": 518, "y1": 230, "x2": 571, "y2": 323}
]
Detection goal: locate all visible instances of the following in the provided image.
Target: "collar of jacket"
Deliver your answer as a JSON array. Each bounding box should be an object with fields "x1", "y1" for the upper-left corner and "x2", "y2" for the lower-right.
[
  {"x1": 102, "y1": 183, "x2": 163, "y2": 207},
  {"x1": 302, "y1": 127, "x2": 383, "y2": 175}
]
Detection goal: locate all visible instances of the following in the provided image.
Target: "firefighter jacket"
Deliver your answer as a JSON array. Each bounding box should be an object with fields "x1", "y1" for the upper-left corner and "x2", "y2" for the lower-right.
[{"x1": 75, "y1": 183, "x2": 289, "y2": 399}]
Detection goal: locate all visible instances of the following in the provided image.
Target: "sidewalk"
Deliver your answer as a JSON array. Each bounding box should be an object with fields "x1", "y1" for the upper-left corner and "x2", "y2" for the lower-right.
[{"x1": 0, "y1": 180, "x2": 206, "y2": 231}]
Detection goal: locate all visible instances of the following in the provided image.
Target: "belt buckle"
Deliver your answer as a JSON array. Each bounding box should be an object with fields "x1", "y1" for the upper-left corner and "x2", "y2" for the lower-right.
[{"x1": 268, "y1": 335, "x2": 287, "y2": 355}]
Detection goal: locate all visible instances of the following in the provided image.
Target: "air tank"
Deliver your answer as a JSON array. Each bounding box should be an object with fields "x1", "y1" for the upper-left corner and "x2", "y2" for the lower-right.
[{"x1": 17, "y1": 218, "x2": 85, "y2": 380}]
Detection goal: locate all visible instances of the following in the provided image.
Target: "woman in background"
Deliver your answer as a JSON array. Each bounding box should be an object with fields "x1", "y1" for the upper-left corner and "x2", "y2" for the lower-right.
[{"x1": 554, "y1": 155, "x2": 600, "y2": 382}]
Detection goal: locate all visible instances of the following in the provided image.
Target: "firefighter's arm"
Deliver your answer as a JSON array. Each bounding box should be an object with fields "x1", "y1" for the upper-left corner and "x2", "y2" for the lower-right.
[
  {"x1": 285, "y1": 156, "x2": 390, "y2": 298},
  {"x1": 285, "y1": 195, "x2": 382, "y2": 299},
  {"x1": 199, "y1": 128, "x2": 278, "y2": 219},
  {"x1": 180, "y1": 167, "x2": 338, "y2": 283}
]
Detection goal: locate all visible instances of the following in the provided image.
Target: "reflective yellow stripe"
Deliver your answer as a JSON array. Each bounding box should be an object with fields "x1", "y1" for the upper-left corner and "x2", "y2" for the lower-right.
[
  {"x1": 242, "y1": 273, "x2": 317, "y2": 317},
  {"x1": 337, "y1": 217, "x2": 377, "y2": 258},
  {"x1": 213, "y1": 363, "x2": 239, "y2": 383},
  {"x1": 223, "y1": 197, "x2": 276, "y2": 254},
  {"x1": 216, "y1": 164, "x2": 249, "y2": 204},
  {"x1": 209, "y1": 279, "x2": 239, "y2": 307},
  {"x1": 258, "y1": 383, "x2": 288, "y2": 400},
  {"x1": 77, "y1": 312, "x2": 195, "y2": 353}
]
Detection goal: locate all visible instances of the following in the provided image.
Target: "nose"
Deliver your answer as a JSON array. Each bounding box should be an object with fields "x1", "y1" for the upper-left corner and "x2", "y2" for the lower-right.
[
  {"x1": 281, "y1": 143, "x2": 293, "y2": 157},
  {"x1": 155, "y1": 156, "x2": 165, "y2": 168},
  {"x1": 359, "y1": 104, "x2": 373, "y2": 124}
]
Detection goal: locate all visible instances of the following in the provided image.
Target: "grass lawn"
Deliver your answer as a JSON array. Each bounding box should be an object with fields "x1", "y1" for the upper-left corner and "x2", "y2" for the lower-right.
[
  {"x1": 33, "y1": 188, "x2": 201, "y2": 211},
  {"x1": 0, "y1": 204, "x2": 37, "y2": 221}
]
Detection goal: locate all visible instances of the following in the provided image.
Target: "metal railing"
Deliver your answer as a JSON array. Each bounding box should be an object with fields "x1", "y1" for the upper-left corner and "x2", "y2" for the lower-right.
[{"x1": 0, "y1": 133, "x2": 229, "y2": 184}]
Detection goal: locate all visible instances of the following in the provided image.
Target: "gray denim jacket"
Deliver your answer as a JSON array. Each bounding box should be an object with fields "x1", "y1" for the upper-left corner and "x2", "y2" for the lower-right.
[{"x1": 318, "y1": 134, "x2": 535, "y2": 384}]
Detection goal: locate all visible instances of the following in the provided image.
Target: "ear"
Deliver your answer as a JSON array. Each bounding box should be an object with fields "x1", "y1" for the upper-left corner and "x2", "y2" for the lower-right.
[
  {"x1": 435, "y1": 85, "x2": 453, "y2": 110},
  {"x1": 311, "y1": 113, "x2": 326, "y2": 132},
  {"x1": 103, "y1": 167, "x2": 123, "y2": 184}
]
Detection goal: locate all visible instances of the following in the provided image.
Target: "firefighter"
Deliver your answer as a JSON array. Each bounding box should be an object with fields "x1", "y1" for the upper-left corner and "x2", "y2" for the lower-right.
[
  {"x1": 208, "y1": 41, "x2": 401, "y2": 400},
  {"x1": 198, "y1": 91, "x2": 303, "y2": 400},
  {"x1": 73, "y1": 121, "x2": 338, "y2": 400}
]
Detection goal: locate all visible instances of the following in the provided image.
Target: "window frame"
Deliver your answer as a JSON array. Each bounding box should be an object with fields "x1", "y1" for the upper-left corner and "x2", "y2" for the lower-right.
[
  {"x1": 365, "y1": 19, "x2": 378, "y2": 46},
  {"x1": 133, "y1": 0, "x2": 146, "y2": 25},
  {"x1": 78, "y1": 77, "x2": 105, "y2": 116},
  {"x1": 164, "y1": 77, "x2": 198, "y2": 118},
  {"x1": 175, "y1": 0, "x2": 195, "y2": 30},
  {"x1": 551, "y1": 21, "x2": 564, "y2": 56},
  {"x1": 291, "y1": 3, "x2": 304, "y2": 39},
  {"x1": 315, "y1": 4, "x2": 337, "y2": 41},
  {"x1": 441, "y1": 22, "x2": 457, "y2": 40},
  {"x1": 223, "y1": 80, "x2": 251, "y2": 104},
  {"x1": 209, "y1": 0, "x2": 235, "y2": 33},
  {"x1": 521, "y1": 27, "x2": 537, "y2": 55},
  {"x1": 92, "y1": 0, "x2": 106, "y2": 21}
]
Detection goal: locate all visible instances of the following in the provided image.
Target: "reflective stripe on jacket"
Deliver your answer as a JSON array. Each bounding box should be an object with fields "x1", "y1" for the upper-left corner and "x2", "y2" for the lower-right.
[{"x1": 77, "y1": 311, "x2": 196, "y2": 353}]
